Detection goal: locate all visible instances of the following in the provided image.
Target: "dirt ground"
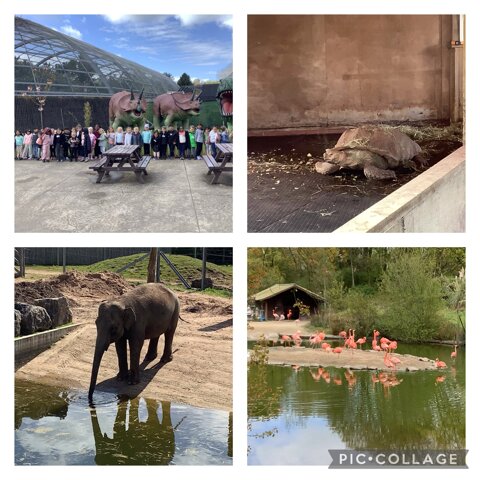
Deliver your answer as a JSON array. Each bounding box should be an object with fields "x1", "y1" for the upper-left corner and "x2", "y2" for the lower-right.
[
  {"x1": 15, "y1": 271, "x2": 232, "y2": 411},
  {"x1": 248, "y1": 320, "x2": 437, "y2": 371}
]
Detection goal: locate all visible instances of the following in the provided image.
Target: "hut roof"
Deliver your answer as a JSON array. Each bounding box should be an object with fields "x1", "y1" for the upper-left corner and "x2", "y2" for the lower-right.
[{"x1": 253, "y1": 283, "x2": 324, "y2": 302}]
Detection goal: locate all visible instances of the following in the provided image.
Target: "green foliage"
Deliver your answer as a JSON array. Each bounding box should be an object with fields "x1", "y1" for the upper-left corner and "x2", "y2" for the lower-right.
[
  {"x1": 177, "y1": 73, "x2": 193, "y2": 86},
  {"x1": 377, "y1": 252, "x2": 445, "y2": 342},
  {"x1": 344, "y1": 289, "x2": 378, "y2": 337},
  {"x1": 83, "y1": 101, "x2": 91, "y2": 127},
  {"x1": 249, "y1": 336, "x2": 269, "y2": 365},
  {"x1": 196, "y1": 101, "x2": 223, "y2": 128}
]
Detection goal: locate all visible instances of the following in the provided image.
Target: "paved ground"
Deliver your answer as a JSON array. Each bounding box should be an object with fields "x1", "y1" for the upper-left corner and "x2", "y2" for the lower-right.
[{"x1": 15, "y1": 159, "x2": 232, "y2": 232}]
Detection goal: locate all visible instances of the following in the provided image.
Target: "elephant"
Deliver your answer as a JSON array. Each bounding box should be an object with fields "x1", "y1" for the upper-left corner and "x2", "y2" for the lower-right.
[{"x1": 88, "y1": 283, "x2": 179, "y2": 401}]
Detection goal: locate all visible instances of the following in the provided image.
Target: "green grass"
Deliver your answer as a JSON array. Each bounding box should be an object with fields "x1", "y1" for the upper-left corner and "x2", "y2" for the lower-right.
[{"x1": 27, "y1": 253, "x2": 232, "y2": 297}]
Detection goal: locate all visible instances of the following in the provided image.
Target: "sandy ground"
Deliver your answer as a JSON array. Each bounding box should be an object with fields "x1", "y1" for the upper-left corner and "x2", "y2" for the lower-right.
[
  {"x1": 248, "y1": 320, "x2": 313, "y2": 340},
  {"x1": 248, "y1": 321, "x2": 437, "y2": 371},
  {"x1": 15, "y1": 272, "x2": 232, "y2": 411}
]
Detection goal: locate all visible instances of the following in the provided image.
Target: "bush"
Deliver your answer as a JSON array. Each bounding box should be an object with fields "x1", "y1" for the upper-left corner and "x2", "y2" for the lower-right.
[
  {"x1": 344, "y1": 289, "x2": 378, "y2": 337},
  {"x1": 378, "y1": 252, "x2": 445, "y2": 342}
]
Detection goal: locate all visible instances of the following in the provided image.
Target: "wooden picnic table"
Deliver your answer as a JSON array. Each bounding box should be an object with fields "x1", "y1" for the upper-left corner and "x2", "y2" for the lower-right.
[
  {"x1": 202, "y1": 142, "x2": 233, "y2": 184},
  {"x1": 89, "y1": 145, "x2": 151, "y2": 183}
]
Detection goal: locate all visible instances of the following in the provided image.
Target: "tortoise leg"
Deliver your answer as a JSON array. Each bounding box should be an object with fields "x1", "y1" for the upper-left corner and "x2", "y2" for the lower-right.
[
  {"x1": 315, "y1": 161, "x2": 340, "y2": 175},
  {"x1": 364, "y1": 165, "x2": 396, "y2": 180}
]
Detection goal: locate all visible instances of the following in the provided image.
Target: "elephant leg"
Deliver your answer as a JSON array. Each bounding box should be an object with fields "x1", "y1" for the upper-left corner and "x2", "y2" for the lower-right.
[
  {"x1": 128, "y1": 338, "x2": 144, "y2": 384},
  {"x1": 144, "y1": 337, "x2": 160, "y2": 362},
  {"x1": 160, "y1": 323, "x2": 177, "y2": 364},
  {"x1": 115, "y1": 338, "x2": 128, "y2": 381}
]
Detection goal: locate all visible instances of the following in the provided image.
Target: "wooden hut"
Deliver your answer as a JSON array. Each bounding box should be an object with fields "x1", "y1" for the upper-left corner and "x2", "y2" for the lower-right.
[{"x1": 253, "y1": 283, "x2": 323, "y2": 320}]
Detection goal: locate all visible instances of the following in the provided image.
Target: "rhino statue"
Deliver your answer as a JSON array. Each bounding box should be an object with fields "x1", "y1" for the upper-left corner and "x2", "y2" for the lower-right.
[
  {"x1": 109, "y1": 89, "x2": 147, "y2": 129},
  {"x1": 153, "y1": 90, "x2": 201, "y2": 130}
]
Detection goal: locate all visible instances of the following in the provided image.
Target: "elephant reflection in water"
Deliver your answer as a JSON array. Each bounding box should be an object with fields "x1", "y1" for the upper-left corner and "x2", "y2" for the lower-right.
[{"x1": 90, "y1": 398, "x2": 177, "y2": 465}]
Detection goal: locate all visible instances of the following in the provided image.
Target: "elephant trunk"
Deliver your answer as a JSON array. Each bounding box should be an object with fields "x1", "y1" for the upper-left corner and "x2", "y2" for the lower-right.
[{"x1": 88, "y1": 340, "x2": 106, "y2": 401}]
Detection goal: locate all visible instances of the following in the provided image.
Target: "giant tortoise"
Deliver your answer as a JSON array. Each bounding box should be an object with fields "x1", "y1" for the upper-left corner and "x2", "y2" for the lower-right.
[{"x1": 315, "y1": 126, "x2": 423, "y2": 180}]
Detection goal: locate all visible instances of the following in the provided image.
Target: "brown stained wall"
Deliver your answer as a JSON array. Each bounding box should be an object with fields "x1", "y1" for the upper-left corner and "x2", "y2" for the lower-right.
[{"x1": 248, "y1": 15, "x2": 457, "y2": 130}]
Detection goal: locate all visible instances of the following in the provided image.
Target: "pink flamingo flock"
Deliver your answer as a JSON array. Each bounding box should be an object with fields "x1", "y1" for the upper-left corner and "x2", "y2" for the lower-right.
[{"x1": 279, "y1": 327, "x2": 459, "y2": 373}]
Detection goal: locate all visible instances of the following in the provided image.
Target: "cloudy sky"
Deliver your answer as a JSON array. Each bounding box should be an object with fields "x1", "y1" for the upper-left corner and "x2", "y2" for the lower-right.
[{"x1": 21, "y1": 15, "x2": 232, "y2": 81}]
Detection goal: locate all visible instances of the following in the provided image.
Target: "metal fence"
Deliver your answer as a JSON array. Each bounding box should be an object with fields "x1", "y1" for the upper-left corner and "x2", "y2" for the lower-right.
[{"x1": 20, "y1": 247, "x2": 232, "y2": 267}]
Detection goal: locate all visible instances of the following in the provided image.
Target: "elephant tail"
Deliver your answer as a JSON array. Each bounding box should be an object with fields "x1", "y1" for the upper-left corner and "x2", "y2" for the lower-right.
[{"x1": 178, "y1": 315, "x2": 192, "y2": 324}]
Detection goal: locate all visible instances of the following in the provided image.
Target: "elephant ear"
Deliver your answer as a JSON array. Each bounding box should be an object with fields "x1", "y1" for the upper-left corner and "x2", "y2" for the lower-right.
[{"x1": 123, "y1": 307, "x2": 135, "y2": 331}]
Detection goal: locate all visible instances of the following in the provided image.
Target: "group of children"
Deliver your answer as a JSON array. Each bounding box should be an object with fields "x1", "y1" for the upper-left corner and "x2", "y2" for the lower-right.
[{"x1": 14, "y1": 123, "x2": 231, "y2": 162}]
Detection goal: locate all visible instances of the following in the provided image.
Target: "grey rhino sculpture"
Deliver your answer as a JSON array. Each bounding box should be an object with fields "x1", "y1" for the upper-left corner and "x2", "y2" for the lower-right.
[
  {"x1": 315, "y1": 126, "x2": 423, "y2": 180},
  {"x1": 109, "y1": 89, "x2": 147, "y2": 129},
  {"x1": 153, "y1": 90, "x2": 201, "y2": 130}
]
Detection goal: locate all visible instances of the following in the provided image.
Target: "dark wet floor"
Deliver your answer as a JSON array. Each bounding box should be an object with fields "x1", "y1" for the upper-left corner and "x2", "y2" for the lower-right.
[{"x1": 248, "y1": 133, "x2": 461, "y2": 232}]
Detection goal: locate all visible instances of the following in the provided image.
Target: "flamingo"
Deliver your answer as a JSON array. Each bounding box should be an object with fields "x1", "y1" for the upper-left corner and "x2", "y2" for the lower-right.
[
  {"x1": 333, "y1": 346, "x2": 342, "y2": 355},
  {"x1": 333, "y1": 376, "x2": 342, "y2": 386},
  {"x1": 280, "y1": 335, "x2": 292, "y2": 346},
  {"x1": 372, "y1": 329, "x2": 380, "y2": 350},
  {"x1": 390, "y1": 356, "x2": 401, "y2": 366},
  {"x1": 357, "y1": 337, "x2": 367, "y2": 349},
  {"x1": 435, "y1": 375, "x2": 446, "y2": 384},
  {"x1": 383, "y1": 351, "x2": 395, "y2": 369},
  {"x1": 371, "y1": 373, "x2": 380, "y2": 384},
  {"x1": 339, "y1": 330, "x2": 347, "y2": 339},
  {"x1": 321, "y1": 342, "x2": 331, "y2": 351},
  {"x1": 272, "y1": 309, "x2": 279, "y2": 321},
  {"x1": 279, "y1": 314, "x2": 285, "y2": 320},
  {"x1": 451, "y1": 344, "x2": 458, "y2": 359},
  {"x1": 435, "y1": 358, "x2": 447, "y2": 369},
  {"x1": 388, "y1": 341, "x2": 398, "y2": 354},
  {"x1": 291, "y1": 330, "x2": 302, "y2": 347},
  {"x1": 287, "y1": 309, "x2": 293, "y2": 320}
]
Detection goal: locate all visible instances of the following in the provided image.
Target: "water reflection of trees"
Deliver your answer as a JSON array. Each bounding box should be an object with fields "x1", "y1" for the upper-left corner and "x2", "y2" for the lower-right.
[
  {"x1": 15, "y1": 381, "x2": 69, "y2": 430},
  {"x1": 90, "y1": 398, "x2": 176, "y2": 465},
  {"x1": 250, "y1": 363, "x2": 465, "y2": 450}
]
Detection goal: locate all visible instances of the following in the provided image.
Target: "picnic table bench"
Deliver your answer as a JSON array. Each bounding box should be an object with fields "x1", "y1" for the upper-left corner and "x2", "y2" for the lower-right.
[
  {"x1": 89, "y1": 145, "x2": 151, "y2": 183},
  {"x1": 201, "y1": 142, "x2": 233, "y2": 184}
]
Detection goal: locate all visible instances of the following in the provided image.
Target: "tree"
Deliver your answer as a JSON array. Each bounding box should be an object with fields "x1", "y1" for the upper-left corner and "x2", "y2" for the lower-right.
[
  {"x1": 378, "y1": 251, "x2": 444, "y2": 341},
  {"x1": 177, "y1": 73, "x2": 193, "y2": 86},
  {"x1": 147, "y1": 248, "x2": 158, "y2": 283},
  {"x1": 162, "y1": 72, "x2": 174, "y2": 79},
  {"x1": 83, "y1": 101, "x2": 92, "y2": 128}
]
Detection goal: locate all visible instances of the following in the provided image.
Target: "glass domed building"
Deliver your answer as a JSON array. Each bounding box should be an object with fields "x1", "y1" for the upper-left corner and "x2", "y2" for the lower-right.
[{"x1": 15, "y1": 16, "x2": 178, "y2": 130}]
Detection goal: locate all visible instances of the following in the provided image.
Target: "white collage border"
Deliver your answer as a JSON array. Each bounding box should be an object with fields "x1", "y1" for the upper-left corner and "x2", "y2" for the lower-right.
[{"x1": 2, "y1": 0, "x2": 478, "y2": 479}]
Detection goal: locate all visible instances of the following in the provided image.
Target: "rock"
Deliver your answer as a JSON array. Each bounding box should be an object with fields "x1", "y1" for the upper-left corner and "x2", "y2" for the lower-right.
[
  {"x1": 191, "y1": 278, "x2": 213, "y2": 289},
  {"x1": 14, "y1": 310, "x2": 21, "y2": 337},
  {"x1": 33, "y1": 297, "x2": 72, "y2": 328},
  {"x1": 15, "y1": 302, "x2": 52, "y2": 335}
]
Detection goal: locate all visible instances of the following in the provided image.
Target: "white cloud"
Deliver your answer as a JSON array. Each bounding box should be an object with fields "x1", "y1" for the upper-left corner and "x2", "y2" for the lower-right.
[
  {"x1": 103, "y1": 14, "x2": 130, "y2": 24},
  {"x1": 60, "y1": 25, "x2": 82, "y2": 40},
  {"x1": 175, "y1": 15, "x2": 233, "y2": 29}
]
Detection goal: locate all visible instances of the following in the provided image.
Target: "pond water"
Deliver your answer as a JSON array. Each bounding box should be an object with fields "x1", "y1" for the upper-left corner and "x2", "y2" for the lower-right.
[
  {"x1": 248, "y1": 343, "x2": 465, "y2": 465},
  {"x1": 15, "y1": 381, "x2": 232, "y2": 465}
]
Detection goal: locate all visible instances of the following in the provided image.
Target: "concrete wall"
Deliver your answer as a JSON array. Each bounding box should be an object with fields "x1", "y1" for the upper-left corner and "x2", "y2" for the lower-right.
[
  {"x1": 249, "y1": 15, "x2": 461, "y2": 130},
  {"x1": 335, "y1": 147, "x2": 465, "y2": 233},
  {"x1": 15, "y1": 323, "x2": 80, "y2": 360}
]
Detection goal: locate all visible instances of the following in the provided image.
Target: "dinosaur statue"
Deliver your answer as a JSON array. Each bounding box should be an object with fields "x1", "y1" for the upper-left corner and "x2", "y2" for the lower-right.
[
  {"x1": 217, "y1": 74, "x2": 233, "y2": 131},
  {"x1": 109, "y1": 89, "x2": 147, "y2": 129},
  {"x1": 152, "y1": 90, "x2": 201, "y2": 130}
]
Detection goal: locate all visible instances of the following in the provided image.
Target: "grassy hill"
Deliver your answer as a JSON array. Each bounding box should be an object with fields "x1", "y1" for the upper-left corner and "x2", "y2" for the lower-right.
[{"x1": 28, "y1": 253, "x2": 232, "y2": 296}]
